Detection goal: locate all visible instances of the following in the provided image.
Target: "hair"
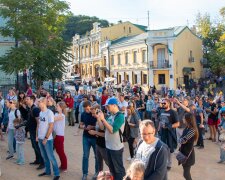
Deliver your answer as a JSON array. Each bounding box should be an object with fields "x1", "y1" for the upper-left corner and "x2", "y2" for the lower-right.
[
  {"x1": 83, "y1": 101, "x2": 91, "y2": 108},
  {"x1": 13, "y1": 118, "x2": 23, "y2": 126},
  {"x1": 47, "y1": 97, "x2": 56, "y2": 106},
  {"x1": 139, "y1": 119, "x2": 155, "y2": 129},
  {"x1": 18, "y1": 91, "x2": 26, "y2": 102},
  {"x1": 123, "y1": 160, "x2": 145, "y2": 180},
  {"x1": 27, "y1": 95, "x2": 36, "y2": 102},
  {"x1": 184, "y1": 112, "x2": 199, "y2": 142},
  {"x1": 127, "y1": 105, "x2": 135, "y2": 115},
  {"x1": 90, "y1": 95, "x2": 97, "y2": 102},
  {"x1": 91, "y1": 104, "x2": 101, "y2": 110},
  {"x1": 57, "y1": 101, "x2": 67, "y2": 115}
]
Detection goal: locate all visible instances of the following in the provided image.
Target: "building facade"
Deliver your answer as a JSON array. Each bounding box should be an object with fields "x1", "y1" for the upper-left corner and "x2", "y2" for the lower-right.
[{"x1": 71, "y1": 21, "x2": 146, "y2": 81}]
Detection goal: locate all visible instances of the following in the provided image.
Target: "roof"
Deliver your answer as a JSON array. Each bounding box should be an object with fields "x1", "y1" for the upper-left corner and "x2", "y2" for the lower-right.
[
  {"x1": 111, "y1": 33, "x2": 148, "y2": 45},
  {"x1": 132, "y1": 23, "x2": 147, "y2": 32}
]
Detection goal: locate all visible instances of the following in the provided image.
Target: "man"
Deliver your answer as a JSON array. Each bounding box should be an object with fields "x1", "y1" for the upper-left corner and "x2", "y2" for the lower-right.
[
  {"x1": 174, "y1": 98, "x2": 190, "y2": 142},
  {"x1": 79, "y1": 101, "x2": 98, "y2": 180},
  {"x1": 136, "y1": 120, "x2": 168, "y2": 180},
  {"x1": 37, "y1": 97, "x2": 60, "y2": 180},
  {"x1": 159, "y1": 99, "x2": 179, "y2": 170},
  {"x1": 25, "y1": 95, "x2": 44, "y2": 170},
  {"x1": 135, "y1": 95, "x2": 145, "y2": 120},
  {"x1": 98, "y1": 98, "x2": 125, "y2": 180},
  {"x1": 118, "y1": 93, "x2": 128, "y2": 119}
]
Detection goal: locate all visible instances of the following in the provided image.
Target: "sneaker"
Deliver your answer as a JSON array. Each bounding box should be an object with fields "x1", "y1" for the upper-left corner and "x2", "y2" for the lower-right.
[
  {"x1": 127, "y1": 157, "x2": 132, "y2": 161},
  {"x1": 217, "y1": 160, "x2": 225, "y2": 164},
  {"x1": 17, "y1": 162, "x2": 25, "y2": 165},
  {"x1": 92, "y1": 173, "x2": 98, "y2": 180},
  {"x1": 37, "y1": 164, "x2": 45, "y2": 170},
  {"x1": 82, "y1": 174, "x2": 88, "y2": 180},
  {"x1": 53, "y1": 176, "x2": 60, "y2": 180},
  {"x1": 197, "y1": 146, "x2": 204, "y2": 149},
  {"x1": 6, "y1": 155, "x2": 13, "y2": 160},
  {"x1": 30, "y1": 161, "x2": 39, "y2": 165},
  {"x1": 167, "y1": 167, "x2": 171, "y2": 171},
  {"x1": 38, "y1": 172, "x2": 51, "y2": 177}
]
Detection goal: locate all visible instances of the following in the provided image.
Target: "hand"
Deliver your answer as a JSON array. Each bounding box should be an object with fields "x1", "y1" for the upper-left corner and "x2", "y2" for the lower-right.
[
  {"x1": 199, "y1": 124, "x2": 204, "y2": 128},
  {"x1": 88, "y1": 130, "x2": 96, "y2": 136},
  {"x1": 86, "y1": 125, "x2": 93, "y2": 130},
  {"x1": 42, "y1": 138, "x2": 47, "y2": 145},
  {"x1": 36, "y1": 136, "x2": 38, "y2": 142},
  {"x1": 97, "y1": 111, "x2": 105, "y2": 121}
]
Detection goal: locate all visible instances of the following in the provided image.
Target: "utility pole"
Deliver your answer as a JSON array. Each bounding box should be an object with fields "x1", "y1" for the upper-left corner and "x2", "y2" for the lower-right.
[{"x1": 147, "y1": 11, "x2": 150, "y2": 29}]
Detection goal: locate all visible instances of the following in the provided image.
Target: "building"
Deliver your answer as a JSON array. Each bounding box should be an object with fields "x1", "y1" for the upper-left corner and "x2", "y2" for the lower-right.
[
  {"x1": 147, "y1": 26, "x2": 203, "y2": 90},
  {"x1": 71, "y1": 21, "x2": 146, "y2": 81},
  {"x1": 0, "y1": 17, "x2": 16, "y2": 88}
]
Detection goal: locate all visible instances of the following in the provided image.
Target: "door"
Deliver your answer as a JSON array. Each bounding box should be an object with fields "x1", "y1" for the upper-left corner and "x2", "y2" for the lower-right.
[
  {"x1": 184, "y1": 75, "x2": 189, "y2": 89},
  {"x1": 157, "y1": 48, "x2": 165, "y2": 68}
]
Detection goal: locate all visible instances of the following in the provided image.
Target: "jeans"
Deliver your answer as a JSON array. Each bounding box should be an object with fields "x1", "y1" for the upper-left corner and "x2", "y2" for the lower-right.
[
  {"x1": 145, "y1": 111, "x2": 152, "y2": 119},
  {"x1": 54, "y1": 135, "x2": 67, "y2": 170},
  {"x1": 30, "y1": 131, "x2": 44, "y2": 164},
  {"x1": 16, "y1": 143, "x2": 25, "y2": 163},
  {"x1": 96, "y1": 145, "x2": 109, "y2": 172},
  {"x1": 128, "y1": 137, "x2": 135, "y2": 158},
  {"x1": 167, "y1": 148, "x2": 172, "y2": 168},
  {"x1": 220, "y1": 143, "x2": 225, "y2": 162},
  {"x1": 107, "y1": 148, "x2": 125, "y2": 180},
  {"x1": 82, "y1": 136, "x2": 98, "y2": 175},
  {"x1": 183, "y1": 165, "x2": 192, "y2": 180},
  {"x1": 75, "y1": 107, "x2": 79, "y2": 123},
  {"x1": 8, "y1": 129, "x2": 15, "y2": 156},
  {"x1": 138, "y1": 111, "x2": 144, "y2": 121},
  {"x1": 67, "y1": 109, "x2": 75, "y2": 125},
  {"x1": 197, "y1": 126, "x2": 204, "y2": 147},
  {"x1": 38, "y1": 139, "x2": 60, "y2": 176}
]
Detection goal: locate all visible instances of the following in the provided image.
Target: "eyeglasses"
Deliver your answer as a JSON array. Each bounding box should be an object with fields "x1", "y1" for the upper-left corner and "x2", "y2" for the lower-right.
[
  {"x1": 9, "y1": 102, "x2": 13, "y2": 104},
  {"x1": 161, "y1": 103, "x2": 166, "y2": 105},
  {"x1": 141, "y1": 132, "x2": 154, "y2": 136}
]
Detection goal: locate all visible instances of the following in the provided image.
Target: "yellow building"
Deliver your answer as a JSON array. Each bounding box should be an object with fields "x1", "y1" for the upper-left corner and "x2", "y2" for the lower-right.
[
  {"x1": 71, "y1": 21, "x2": 146, "y2": 81},
  {"x1": 148, "y1": 26, "x2": 203, "y2": 90}
]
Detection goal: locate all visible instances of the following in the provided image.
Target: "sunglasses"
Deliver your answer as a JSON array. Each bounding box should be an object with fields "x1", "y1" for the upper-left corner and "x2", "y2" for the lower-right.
[{"x1": 161, "y1": 103, "x2": 166, "y2": 105}]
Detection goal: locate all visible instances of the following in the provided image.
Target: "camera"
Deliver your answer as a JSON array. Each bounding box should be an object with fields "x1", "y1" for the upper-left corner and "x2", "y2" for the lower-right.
[{"x1": 96, "y1": 109, "x2": 101, "y2": 114}]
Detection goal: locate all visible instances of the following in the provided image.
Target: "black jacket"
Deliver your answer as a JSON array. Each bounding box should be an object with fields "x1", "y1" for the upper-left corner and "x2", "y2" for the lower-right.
[{"x1": 139, "y1": 140, "x2": 168, "y2": 180}]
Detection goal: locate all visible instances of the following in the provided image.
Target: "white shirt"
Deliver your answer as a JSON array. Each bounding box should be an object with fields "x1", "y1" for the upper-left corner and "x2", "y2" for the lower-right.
[
  {"x1": 8, "y1": 109, "x2": 21, "y2": 129},
  {"x1": 54, "y1": 113, "x2": 65, "y2": 136},
  {"x1": 38, "y1": 109, "x2": 54, "y2": 140},
  {"x1": 118, "y1": 100, "x2": 128, "y2": 117}
]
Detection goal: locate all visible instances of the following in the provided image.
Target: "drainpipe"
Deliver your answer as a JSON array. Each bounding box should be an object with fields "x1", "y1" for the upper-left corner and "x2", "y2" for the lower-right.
[
  {"x1": 107, "y1": 45, "x2": 110, "y2": 77},
  {"x1": 145, "y1": 39, "x2": 149, "y2": 87}
]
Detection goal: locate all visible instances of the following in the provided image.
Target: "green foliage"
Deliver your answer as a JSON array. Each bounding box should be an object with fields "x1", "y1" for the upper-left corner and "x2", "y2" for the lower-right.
[
  {"x1": 195, "y1": 9, "x2": 225, "y2": 76},
  {"x1": 62, "y1": 15, "x2": 109, "y2": 42},
  {"x1": 0, "y1": 0, "x2": 72, "y2": 86}
]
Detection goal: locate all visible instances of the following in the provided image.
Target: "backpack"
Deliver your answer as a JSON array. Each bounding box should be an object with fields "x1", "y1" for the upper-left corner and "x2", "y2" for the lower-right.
[
  {"x1": 9, "y1": 108, "x2": 19, "y2": 119},
  {"x1": 117, "y1": 112, "x2": 130, "y2": 143}
]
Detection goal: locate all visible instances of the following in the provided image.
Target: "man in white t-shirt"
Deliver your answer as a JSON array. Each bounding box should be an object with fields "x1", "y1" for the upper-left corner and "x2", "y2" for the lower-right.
[
  {"x1": 37, "y1": 97, "x2": 60, "y2": 180},
  {"x1": 118, "y1": 93, "x2": 128, "y2": 118}
]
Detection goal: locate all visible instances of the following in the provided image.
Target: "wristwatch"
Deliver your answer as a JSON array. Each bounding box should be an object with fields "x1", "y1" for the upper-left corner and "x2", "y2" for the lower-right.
[{"x1": 45, "y1": 136, "x2": 48, "y2": 140}]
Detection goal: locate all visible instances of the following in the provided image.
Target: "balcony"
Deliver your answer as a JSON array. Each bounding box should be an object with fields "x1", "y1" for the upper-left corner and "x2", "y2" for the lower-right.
[{"x1": 149, "y1": 60, "x2": 170, "y2": 69}]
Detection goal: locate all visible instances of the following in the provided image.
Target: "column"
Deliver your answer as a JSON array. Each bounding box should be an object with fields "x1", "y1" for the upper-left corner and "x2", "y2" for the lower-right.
[
  {"x1": 168, "y1": 40, "x2": 174, "y2": 89},
  {"x1": 148, "y1": 45, "x2": 154, "y2": 86}
]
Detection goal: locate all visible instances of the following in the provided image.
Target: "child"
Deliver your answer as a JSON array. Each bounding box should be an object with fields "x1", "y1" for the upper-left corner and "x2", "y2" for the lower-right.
[
  {"x1": 123, "y1": 160, "x2": 145, "y2": 180},
  {"x1": 14, "y1": 118, "x2": 25, "y2": 165}
]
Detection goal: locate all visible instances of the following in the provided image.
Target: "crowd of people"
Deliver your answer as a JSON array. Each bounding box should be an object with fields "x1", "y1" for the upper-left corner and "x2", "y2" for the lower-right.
[{"x1": 0, "y1": 80, "x2": 225, "y2": 180}]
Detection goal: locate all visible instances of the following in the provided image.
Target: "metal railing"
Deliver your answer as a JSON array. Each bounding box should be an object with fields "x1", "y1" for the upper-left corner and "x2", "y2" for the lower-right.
[{"x1": 149, "y1": 60, "x2": 170, "y2": 69}]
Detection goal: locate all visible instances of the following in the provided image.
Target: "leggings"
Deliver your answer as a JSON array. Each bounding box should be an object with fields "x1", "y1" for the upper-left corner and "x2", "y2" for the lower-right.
[{"x1": 183, "y1": 165, "x2": 192, "y2": 180}]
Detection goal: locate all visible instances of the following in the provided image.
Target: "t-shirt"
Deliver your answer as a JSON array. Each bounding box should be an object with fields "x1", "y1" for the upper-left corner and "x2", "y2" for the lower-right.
[
  {"x1": 96, "y1": 125, "x2": 106, "y2": 148},
  {"x1": 136, "y1": 138, "x2": 159, "y2": 167},
  {"x1": 118, "y1": 100, "x2": 128, "y2": 117},
  {"x1": 105, "y1": 112, "x2": 125, "y2": 150},
  {"x1": 196, "y1": 107, "x2": 203, "y2": 125},
  {"x1": 54, "y1": 113, "x2": 65, "y2": 136},
  {"x1": 81, "y1": 111, "x2": 97, "y2": 138},
  {"x1": 208, "y1": 103, "x2": 218, "y2": 120},
  {"x1": 177, "y1": 107, "x2": 188, "y2": 128},
  {"x1": 27, "y1": 105, "x2": 40, "y2": 132},
  {"x1": 8, "y1": 109, "x2": 21, "y2": 129},
  {"x1": 136, "y1": 100, "x2": 144, "y2": 111},
  {"x1": 159, "y1": 109, "x2": 178, "y2": 128},
  {"x1": 38, "y1": 109, "x2": 54, "y2": 140}
]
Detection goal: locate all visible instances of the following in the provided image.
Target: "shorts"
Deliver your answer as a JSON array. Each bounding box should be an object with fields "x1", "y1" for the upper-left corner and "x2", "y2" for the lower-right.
[{"x1": 208, "y1": 118, "x2": 218, "y2": 126}]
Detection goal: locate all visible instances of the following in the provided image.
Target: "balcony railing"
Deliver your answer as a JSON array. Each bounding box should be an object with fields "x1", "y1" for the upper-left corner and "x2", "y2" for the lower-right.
[{"x1": 149, "y1": 60, "x2": 170, "y2": 69}]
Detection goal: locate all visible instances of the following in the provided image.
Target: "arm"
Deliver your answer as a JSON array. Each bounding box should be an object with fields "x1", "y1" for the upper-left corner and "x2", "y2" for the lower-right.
[
  {"x1": 179, "y1": 129, "x2": 195, "y2": 144},
  {"x1": 175, "y1": 100, "x2": 190, "y2": 112},
  {"x1": 88, "y1": 130, "x2": 105, "y2": 137},
  {"x1": 35, "y1": 117, "x2": 39, "y2": 142},
  {"x1": 172, "y1": 110, "x2": 180, "y2": 128},
  {"x1": 54, "y1": 114, "x2": 64, "y2": 121}
]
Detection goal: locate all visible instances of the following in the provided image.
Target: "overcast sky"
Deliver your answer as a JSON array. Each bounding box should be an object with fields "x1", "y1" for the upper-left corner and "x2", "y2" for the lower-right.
[{"x1": 67, "y1": 0, "x2": 224, "y2": 29}]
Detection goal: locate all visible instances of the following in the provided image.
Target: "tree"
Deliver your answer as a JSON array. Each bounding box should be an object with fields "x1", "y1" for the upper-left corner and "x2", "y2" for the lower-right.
[
  {"x1": 195, "y1": 9, "x2": 225, "y2": 76},
  {"x1": 62, "y1": 15, "x2": 109, "y2": 41},
  {"x1": 0, "y1": 0, "x2": 72, "y2": 89}
]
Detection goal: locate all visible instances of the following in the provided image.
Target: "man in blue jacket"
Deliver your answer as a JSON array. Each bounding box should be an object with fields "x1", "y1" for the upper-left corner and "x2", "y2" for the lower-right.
[{"x1": 136, "y1": 120, "x2": 168, "y2": 180}]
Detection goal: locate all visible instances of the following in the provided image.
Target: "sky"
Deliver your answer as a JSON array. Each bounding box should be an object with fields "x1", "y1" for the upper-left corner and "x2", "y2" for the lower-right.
[{"x1": 67, "y1": 0, "x2": 224, "y2": 29}]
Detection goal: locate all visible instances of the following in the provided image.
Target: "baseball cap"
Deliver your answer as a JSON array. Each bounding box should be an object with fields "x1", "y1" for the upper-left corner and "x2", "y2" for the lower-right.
[{"x1": 104, "y1": 98, "x2": 118, "y2": 106}]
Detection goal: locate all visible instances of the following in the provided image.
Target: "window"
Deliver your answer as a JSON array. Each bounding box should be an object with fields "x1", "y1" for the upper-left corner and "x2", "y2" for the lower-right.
[
  {"x1": 143, "y1": 74, "x2": 147, "y2": 84},
  {"x1": 90, "y1": 66, "x2": 92, "y2": 75},
  {"x1": 158, "y1": 74, "x2": 165, "y2": 84},
  {"x1": 134, "y1": 74, "x2": 137, "y2": 84},
  {"x1": 125, "y1": 52, "x2": 128, "y2": 64},
  {"x1": 133, "y1": 51, "x2": 137, "y2": 63},
  {"x1": 118, "y1": 54, "x2": 121, "y2": 65},
  {"x1": 111, "y1": 55, "x2": 114, "y2": 65},
  {"x1": 142, "y1": 50, "x2": 147, "y2": 62},
  {"x1": 129, "y1": 27, "x2": 132, "y2": 33}
]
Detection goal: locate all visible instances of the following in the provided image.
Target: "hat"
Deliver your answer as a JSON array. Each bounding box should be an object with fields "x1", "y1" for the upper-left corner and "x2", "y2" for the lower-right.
[{"x1": 104, "y1": 98, "x2": 118, "y2": 106}]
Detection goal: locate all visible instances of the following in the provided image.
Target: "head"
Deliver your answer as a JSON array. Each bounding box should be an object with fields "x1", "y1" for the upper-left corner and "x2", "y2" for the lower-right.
[
  {"x1": 83, "y1": 95, "x2": 88, "y2": 102},
  {"x1": 161, "y1": 99, "x2": 170, "y2": 110},
  {"x1": 139, "y1": 120, "x2": 156, "y2": 144},
  {"x1": 83, "y1": 101, "x2": 91, "y2": 113},
  {"x1": 127, "y1": 105, "x2": 135, "y2": 116},
  {"x1": 90, "y1": 95, "x2": 96, "y2": 102},
  {"x1": 19, "y1": 92, "x2": 26, "y2": 99},
  {"x1": 13, "y1": 118, "x2": 23, "y2": 127},
  {"x1": 47, "y1": 97, "x2": 55, "y2": 107},
  {"x1": 38, "y1": 97, "x2": 47, "y2": 110},
  {"x1": 5, "y1": 99, "x2": 10, "y2": 108},
  {"x1": 125, "y1": 160, "x2": 145, "y2": 180},
  {"x1": 119, "y1": 93, "x2": 125, "y2": 102},
  {"x1": 25, "y1": 95, "x2": 36, "y2": 107},
  {"x1": 182, "y1": 98, "x2": 189, "y2": 107},
  {"x1": 105, "y1": 98, "x2": 119, "y2": 114},
  {"x1": 9, "y1": 89, "x2": 15, "y2": 96},
  {"x1": 198, "y1": 99, "x2": 203, "y2": 106},
  {"x1": 66, "y1": 91, "x2": 72, "y2": 98},
  {"x1": 56, "y1": 101, "x2": 67, "y2": 115},
  {"x1": 90, "y1": 105, "x2": 101, "y2": 118},
  {"x1": 148, "y1": 95, "x2": 152, "y2": 100},
  {"x1": 184, "y1": 113, "x2": 199, "y2": 141},
  {"x1": 221, "y1": 101, "x2": 225, "y2": 107},
  {"x1": 9, "y1": 99, "x2": 17, "y2": 109}
]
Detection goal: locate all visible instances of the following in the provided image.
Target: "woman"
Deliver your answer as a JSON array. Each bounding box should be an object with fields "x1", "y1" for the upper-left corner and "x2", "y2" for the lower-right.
[
  {"x1": 179, "y1": 113, "x2": 199, "y2": 180},
  {"x1": 90, "y1": 95, "x2": 98, "y2": 107},
  {"x1": 127, "y1": 105, "x2": 141, "y2": 161},
  {"x1": 18, "y1": 92, "x2": 28, "y2": 137},
  {"x1": 64, "y1": 91, "x2": 74, "y2": 126},
  {"x1": 54, "y1": 101, "x2": 68, "y2": 172},
  {"x1": 6, "y1": 100, "x2": 21, "y2": 160},
  {"x1": 47, "y1": 97, "x2": 56, "y2": 114}
]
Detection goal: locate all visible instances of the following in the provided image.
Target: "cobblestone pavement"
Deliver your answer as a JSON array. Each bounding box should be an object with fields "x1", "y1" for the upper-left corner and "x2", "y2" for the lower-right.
[{"x1": 0, "y1": 125, "x2": 225, "y2": 180}]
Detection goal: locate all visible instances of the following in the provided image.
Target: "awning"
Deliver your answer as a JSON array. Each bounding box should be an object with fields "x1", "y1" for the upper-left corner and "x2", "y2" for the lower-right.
[{"x1": 183, "y1": 67, "x2": 195, "y2": 74}]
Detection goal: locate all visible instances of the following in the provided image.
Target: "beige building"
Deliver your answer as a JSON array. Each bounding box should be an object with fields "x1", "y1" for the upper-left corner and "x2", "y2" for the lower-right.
[{"x1": 71, "y1": 21, "x2": 146, "y2": 80}]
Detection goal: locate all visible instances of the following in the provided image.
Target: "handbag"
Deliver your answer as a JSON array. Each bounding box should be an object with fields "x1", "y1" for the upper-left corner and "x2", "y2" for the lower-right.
[{"x1": 176, "y1": 148, "x2": 193, "y2": 165}]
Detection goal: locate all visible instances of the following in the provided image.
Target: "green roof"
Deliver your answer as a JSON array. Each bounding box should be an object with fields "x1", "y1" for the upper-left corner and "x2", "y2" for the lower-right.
[{"x1": 133, "y1": 23, "x2": 147, "y2": 32}]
